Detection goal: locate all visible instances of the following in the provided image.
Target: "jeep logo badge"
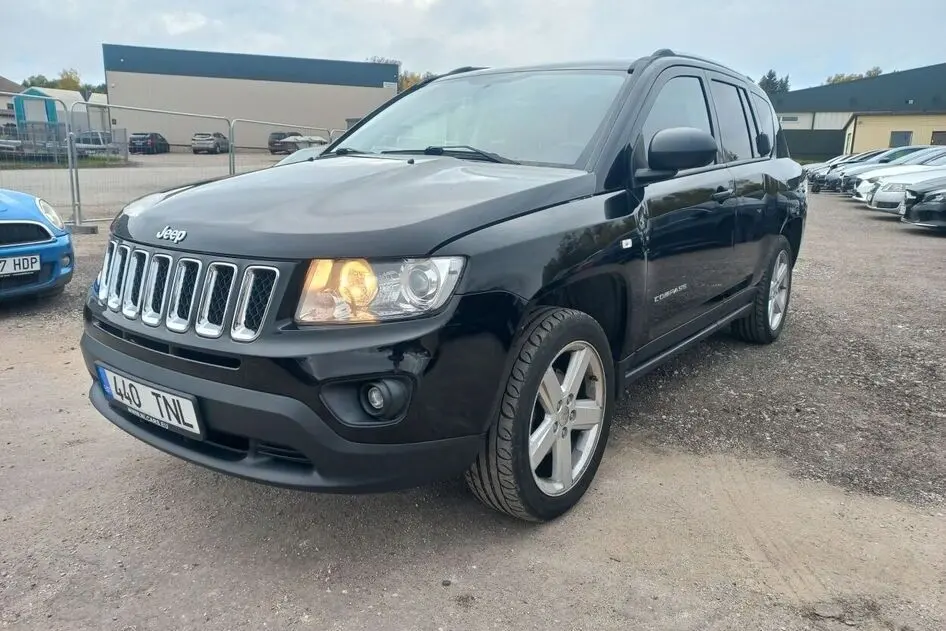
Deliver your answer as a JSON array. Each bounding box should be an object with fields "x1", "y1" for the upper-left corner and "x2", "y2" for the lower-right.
[{"x1": 155, "y1": 226, "x2": 187, "y2": 244}]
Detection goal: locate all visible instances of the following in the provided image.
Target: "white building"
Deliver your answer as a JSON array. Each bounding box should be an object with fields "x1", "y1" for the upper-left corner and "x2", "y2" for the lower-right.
[
  {"x1": 1, "y1": 75, "x2": 21, "y2": 126},
  {"x1": 101, "y1": 44, "x2": 399, "y2": 149}
]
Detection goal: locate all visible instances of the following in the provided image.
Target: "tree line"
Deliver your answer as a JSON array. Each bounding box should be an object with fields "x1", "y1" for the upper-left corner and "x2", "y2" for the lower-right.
[
  {"x1": 20, "y1": 68, "x2": 106, "y2": 100},
  {"x1": 757, "y1": 66, "x2": 886, "y2": 96}
]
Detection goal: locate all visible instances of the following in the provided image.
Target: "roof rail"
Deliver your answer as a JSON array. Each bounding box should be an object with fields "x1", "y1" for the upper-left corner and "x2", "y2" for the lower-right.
[
  {"x1": 646, "y1": 48, "x2": 745, "y2": 78},
  {"x1": 444, "y1": 66, "x2": 488, "y2": 76}
]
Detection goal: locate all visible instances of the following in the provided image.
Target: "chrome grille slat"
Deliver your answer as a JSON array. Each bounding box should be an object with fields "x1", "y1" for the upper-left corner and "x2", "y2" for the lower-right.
[
  {"x1": 231, "y1": 266, "x2": 279, "y2": 343},
  {"x1": 121, "y1": 250, "x2": 149, "y2": 319},
  {"x1": 165, "y1": 259, "x2": 202, "y2": 333},
  {"x1": 195, "y1": 263, "x2": 237, "y2": 339},
  {"x1": 96, "y1": 241, "x2": 115, "y2": 303},
  {"x1": 141, "y1": 255, "x2": 172, "y2": 327},
  {"x1": 106, "y1": 245, "x2": 130, "y2": 311},
  {"x1": 95, "y1": 239, "x2": 279, "y2": 342}
]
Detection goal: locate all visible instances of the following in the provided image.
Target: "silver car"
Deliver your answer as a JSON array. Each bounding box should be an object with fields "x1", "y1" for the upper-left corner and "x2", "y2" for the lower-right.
[{"x1": 191, "y1": 132, "x2": 229, "y2": 154}]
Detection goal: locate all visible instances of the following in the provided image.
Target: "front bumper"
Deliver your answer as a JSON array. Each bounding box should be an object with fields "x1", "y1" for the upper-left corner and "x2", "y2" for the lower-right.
[
  {"x1": 867, "y1": 189, "x2": 906, "y2": 213},
  {"x1": 902, "y1": 201, "x2": 946, "y2": 229},
  {"x1": 852, "y1": 181, "x2": 878, "y2": 202},
  {"x1": 0, "y1": 234, "x2": 74, "y2": 300},
  {"x1": 81, "y1": 326, "x2": 490, "y2": 492},
  {"x1": 79, "y1": 281, "x2": 523, "y2": 492}
]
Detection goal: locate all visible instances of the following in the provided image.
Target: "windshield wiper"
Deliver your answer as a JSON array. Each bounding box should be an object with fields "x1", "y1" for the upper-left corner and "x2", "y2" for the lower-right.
[
  {"x1": 381, "y1": 145, "x2": 519, "y2": 164},
  {"x1": 320, "y1": 147, "x2": 370, "y2": 157}
]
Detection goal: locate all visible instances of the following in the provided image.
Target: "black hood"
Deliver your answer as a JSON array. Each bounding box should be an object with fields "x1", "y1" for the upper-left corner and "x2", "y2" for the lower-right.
[
  {"x1": 907, "y1": 174, "x2": 946, "y2": 195},
  {"x1": 111, "y1": 155, "x2": 594, "y2": 259}
]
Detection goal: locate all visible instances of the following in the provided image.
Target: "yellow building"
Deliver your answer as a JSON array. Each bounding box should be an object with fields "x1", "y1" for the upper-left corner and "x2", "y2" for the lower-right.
[{"x1": 843, "y1": 113, "x2": 946, "y2": 153}]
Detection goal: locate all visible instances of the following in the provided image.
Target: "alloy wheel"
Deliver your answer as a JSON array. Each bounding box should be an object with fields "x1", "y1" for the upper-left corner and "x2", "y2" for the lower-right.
[
  {"x1": 768, "y1": 250, "x2": 790, "y2": 331},
  {"x1": 528, "y1": 340, "x2": 606, "y2": 497}
]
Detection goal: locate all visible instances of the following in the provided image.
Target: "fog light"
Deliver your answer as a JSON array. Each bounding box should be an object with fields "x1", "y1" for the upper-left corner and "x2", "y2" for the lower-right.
[
  {"x1": 61, "y1": 254, "x2": 72, "y2": 268},
  {"x1": 366, "y1": 385, "x2": 385, "y2": 411},
  {"x1": 359, "y1": 378, "x2": 408, "y2": 420}
]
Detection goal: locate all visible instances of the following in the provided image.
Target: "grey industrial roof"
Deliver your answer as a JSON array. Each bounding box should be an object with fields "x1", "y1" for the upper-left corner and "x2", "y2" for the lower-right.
[
  {"x1": 102, "y1": 44, "x2": 398, "y2": 89},
  {"x1": 771, "y1": 62, "x2": 946, "y2": 114}
]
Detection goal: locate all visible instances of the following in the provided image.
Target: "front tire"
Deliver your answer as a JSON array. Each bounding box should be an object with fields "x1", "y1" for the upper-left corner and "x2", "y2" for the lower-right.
[
  {"x1": 731, "y1": 235, "x2": 793, "y2": 344},
  {"x1": 465, "y1": 307, "x2": 615, "y2": 522}
]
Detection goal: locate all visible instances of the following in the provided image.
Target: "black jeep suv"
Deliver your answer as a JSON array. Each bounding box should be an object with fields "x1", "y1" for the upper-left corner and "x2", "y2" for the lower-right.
[{"x1": 80, "y1": 49, "x2": 807, "y2": 522}]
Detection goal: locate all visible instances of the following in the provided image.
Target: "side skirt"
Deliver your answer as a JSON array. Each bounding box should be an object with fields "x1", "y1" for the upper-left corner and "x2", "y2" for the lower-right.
[{"x1": 617, "y1": 302, "x2": 752, "y2": 391}]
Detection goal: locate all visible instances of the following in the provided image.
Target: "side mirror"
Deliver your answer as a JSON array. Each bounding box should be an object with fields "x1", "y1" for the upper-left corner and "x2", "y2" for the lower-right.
[
  {"x1": 635, "y1": 127, "x2": 718, "y2": 184},
  {"x1": 756, "y1": 133, "x2": 772, "y2": 156}
]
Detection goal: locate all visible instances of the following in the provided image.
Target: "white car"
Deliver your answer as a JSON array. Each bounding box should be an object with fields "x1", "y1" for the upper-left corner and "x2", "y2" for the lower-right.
[
  {"x1": 853, "y1": 151, "x2": 946, "y2": 201},
  {"x1": 865, "y1": 167, "x2": 946, "y2": 212},
  {"x1": 274, "y1": 145, "x2": 328, "y2": 165}
]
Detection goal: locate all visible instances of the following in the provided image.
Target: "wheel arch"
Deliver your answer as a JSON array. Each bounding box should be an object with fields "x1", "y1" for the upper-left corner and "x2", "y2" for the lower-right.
[
  {"x1": 781, "y1": 216, "x2": 804, "y2": 265},
  {"x1": 525, "y1": 269, "x2": 629, "y2": 363}
]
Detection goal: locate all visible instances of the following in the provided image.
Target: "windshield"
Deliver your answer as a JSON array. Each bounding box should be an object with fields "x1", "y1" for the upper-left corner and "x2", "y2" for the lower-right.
[
  {"x1": 922, "y1": 154, "x2": 946, "y2": 167},
  {"x1": 332, "y1": 70, "x2": 628, "y2": 167},
  {"x1": 888, "y1": 148, "x2": 938, "y2": 164}
]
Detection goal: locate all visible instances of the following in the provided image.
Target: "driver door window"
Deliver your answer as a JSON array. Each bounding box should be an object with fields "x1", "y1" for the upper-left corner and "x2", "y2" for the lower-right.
[{"x1": 640, "y1": 75, "x2": 715, "y2": 160}]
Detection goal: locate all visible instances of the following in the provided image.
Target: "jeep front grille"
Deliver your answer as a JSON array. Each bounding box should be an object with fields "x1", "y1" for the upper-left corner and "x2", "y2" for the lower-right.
[{"x1": 96, "y1": 239, "x2": 280, "y2": 342}]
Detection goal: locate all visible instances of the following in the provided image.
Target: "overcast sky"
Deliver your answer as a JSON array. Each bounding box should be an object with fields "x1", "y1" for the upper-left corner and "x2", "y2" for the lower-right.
[{"x1": 4, "y1": 0, "x2": 945, "y2": 91}]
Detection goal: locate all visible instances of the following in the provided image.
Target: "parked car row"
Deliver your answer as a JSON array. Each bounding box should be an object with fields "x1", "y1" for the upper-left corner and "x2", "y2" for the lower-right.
[{"x1": 806, "y1": 146, "x2": 946, "y2": 230}]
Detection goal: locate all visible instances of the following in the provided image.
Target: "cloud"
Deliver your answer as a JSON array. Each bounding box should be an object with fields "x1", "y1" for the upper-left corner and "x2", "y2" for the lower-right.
[
  {"x1": 160, "y1": 11, "x2": 210, "y2": 36},
  {"x1": 1, "y1": 0, "x2": 945, "y2": 91}
]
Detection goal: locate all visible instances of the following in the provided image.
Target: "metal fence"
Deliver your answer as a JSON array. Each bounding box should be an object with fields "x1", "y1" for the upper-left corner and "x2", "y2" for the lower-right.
[
  {"x1": 229, "y1": 119, "x2": 331, "y2": 174},
  {"x1": 1, "y1": 93, "x2": 348, "y2": 232},
  {"x1": 68, "y1": 102, "x2": 235, "y2": 223},
  {"x1": 0, "y1": 92, "x2": 345, "y2": 230},
  {"x1": 0, "y1": 91, "x2": 78, "y2": 226}
]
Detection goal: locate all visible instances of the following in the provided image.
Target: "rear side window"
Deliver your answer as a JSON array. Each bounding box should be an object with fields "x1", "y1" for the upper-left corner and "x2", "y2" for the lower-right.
[
  {"x1": 641, "y1": 76, "x2": 713, "y2": 152},
  {"x1": 709, "y1": 80, "x2": 754, "y2": 163}
]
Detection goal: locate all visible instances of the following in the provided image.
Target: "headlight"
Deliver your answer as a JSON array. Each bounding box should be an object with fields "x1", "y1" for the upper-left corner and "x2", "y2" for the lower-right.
[
  {"x1": 881, "y1": 183, "x2": 906, "y2": 192},
  {"x1": 926, "y1": 191, "x2": 946, "y2": 203},
  {"x1": 36, "y1": 198, "x2": 64, "y2": 230},
  {"x1": 295, "y1": 257, "x2": 465, "y2": 324}
]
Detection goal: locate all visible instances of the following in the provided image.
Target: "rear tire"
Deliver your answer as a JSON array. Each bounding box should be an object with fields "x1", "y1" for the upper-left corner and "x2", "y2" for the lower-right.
[
  {"x1": 464, "y1": 307, "x2": 615, "y2": 522},
  {"x1": 731, "y1": 235, "x2": 793, "y2": 344}
]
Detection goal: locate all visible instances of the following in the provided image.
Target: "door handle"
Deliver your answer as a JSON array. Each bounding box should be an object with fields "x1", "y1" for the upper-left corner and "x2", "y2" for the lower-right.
[{"x1": 712, "y1": 188, "x2": 734, "y2": 202}]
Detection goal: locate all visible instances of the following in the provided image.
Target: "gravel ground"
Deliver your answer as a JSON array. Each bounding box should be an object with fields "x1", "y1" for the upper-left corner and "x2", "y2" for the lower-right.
[
  {"x1": 622, "y1": 197, "x2": 946, "y2": 506},
  {"x1": 0, "y1": 193, "x2": 944, "y2": 631}
]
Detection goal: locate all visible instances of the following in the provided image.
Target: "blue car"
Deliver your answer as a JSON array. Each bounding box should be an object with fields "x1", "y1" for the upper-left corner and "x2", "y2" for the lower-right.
[{"x1": 0, "y1": 188, "x2": 74, "y2": 300}]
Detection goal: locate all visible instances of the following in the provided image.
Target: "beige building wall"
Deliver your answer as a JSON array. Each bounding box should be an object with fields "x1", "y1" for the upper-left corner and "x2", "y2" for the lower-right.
[
  {"x1": 777, "y1": 112, "x2": 813, "y2": 130},
  {"x1": 848, "y1": 114, "x2": 946, "y2": 152},
  {"x1": 103, "y1": 71, "x2": 397, "y2": 149},
  {"x1": 812, "y1": 111, "x2": 852, "y2": 130}
]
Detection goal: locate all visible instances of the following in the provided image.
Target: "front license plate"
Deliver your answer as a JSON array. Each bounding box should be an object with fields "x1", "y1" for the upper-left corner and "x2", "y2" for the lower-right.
[
  {"x1": 97, "y1": 365, "x2": 203, "y2": 438},
  {"x1": 0, "y1": 255, "x2": 40, "y2": 277},
  {"x1": 898, "y1": 201, "x2": 906, "y2": 216}
]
